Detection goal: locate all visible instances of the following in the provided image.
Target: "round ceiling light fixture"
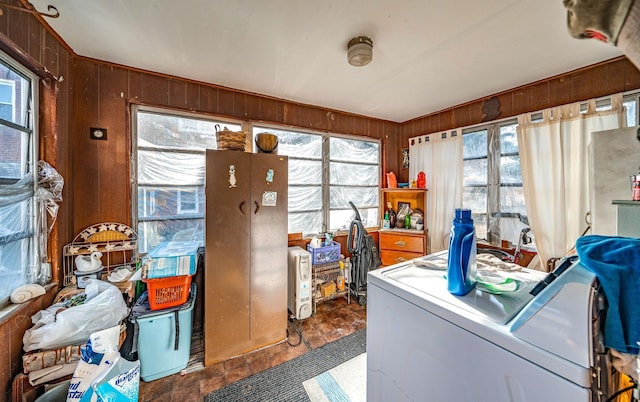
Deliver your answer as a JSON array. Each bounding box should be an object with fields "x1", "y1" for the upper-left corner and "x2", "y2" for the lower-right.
[{"x1": 347, "y1": 36, "x2": 373, "y2": 67}]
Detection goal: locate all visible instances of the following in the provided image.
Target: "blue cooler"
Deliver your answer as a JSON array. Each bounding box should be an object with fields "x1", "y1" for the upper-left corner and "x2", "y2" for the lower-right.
[{"x1": 136, "y1": 284, "x2": 196, "y2": 382}]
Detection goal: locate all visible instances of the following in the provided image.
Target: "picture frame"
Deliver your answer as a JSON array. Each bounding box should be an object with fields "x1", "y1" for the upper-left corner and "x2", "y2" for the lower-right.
[
  {"x1": 401, "y1": 148, "x2": 409, "y2": 169},
  {"x1": 397, "y1": 202, "x2": 411, "y2": 213}
]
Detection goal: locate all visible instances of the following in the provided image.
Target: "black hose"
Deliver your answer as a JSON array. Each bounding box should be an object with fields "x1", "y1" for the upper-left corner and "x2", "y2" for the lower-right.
[
  {"x1": 286, "y1": 317, "x2": 307, "y2": 348},
  {"x1": 605, "y1": 384, "x2": 637, "y2": 402}
]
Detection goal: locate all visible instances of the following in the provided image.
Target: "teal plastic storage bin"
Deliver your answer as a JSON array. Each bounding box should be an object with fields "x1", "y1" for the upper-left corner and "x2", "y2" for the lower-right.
[
  {"x1": 142, "y1": 241, "x2": 201, "y2": 279},
  {"x1": 136, "y1": 284, "x2": 196, "y2": 382}
]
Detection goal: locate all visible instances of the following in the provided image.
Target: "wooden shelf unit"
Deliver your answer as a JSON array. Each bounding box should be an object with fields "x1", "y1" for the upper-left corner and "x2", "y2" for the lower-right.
[{"x1": 379, "y1": 188, "x2": 428, "y2": 266}]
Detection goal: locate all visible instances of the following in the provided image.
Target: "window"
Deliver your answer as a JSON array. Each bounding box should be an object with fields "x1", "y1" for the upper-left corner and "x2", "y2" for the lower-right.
[
  {"x1": 177, "y1": 189, "x2": 199, "y2": 215},
  {"x1": 253, "y1": 126, "x2": 380, "y2": 235},
  {"x1": 329, "y1": 137, "x2": 379, "y2": 231},
  {"x1": 259, "y1": 127, "x2": 323, "y2": 234},
  {"x1": 133, "y1": 108, "x2": 380, "y2": 250},
  {"x1": 623, "y1": 92, "x2": 639, "y2": 126},
  {"x1": 0, "y1": 53, "x2": 38, "y2": 304},
  {"x1": 0, "y1": 80, "x2": 15, "y2": 122},
  {"x1": 463, "y1": 120, "x2": 526, "y2": 245},
  {"x1": 133, "y1": 106, "x2": 240, "y2": 253}
]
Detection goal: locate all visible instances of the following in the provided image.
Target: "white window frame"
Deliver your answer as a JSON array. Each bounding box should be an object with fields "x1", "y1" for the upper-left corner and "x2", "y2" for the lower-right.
[
  {"x1": 0, "y1": 51, "x2": 39, "y2": 307},
  {"x1": 177, "y1": 189, "x2": 199, "y2": 215},
  {"x1": 623, "y1": 91, "x2": 640, "y2": 126},
  {"x1": 139, "y1": 188, "x2": 157, "y2": 218},
  {"x1": 327, "y1": 135, "x2": 380, "y2": 232},
  {"x1": 253, "y1": 124, "x2": 381, "y2": 235},
  {"x1": 133, "y1": 107, "x2": 381, "y2": 246},
  {"x1": 132, "y1": 105, "x2": 242, "y2": 253},
  {"x1": 462, "y1": 119, "x2": 525, "y2": 244},
  {"x1": 0, "y1": 79, "x2": 15, "y2": 123}
]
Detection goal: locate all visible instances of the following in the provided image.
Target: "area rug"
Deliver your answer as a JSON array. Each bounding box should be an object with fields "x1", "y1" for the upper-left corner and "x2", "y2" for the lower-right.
[
  {"x1": 180, "y1": 327, "x2": 204, "y2": 375},
  {"x1": 205, "y1": 329, "x2": 366, "y2": 402},
  {"x1": 302, "y1": 352, "x2": 366, "y2": 402}
]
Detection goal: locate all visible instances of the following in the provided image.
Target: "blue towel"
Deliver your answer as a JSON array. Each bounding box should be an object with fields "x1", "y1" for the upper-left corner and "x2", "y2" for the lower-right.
[{"x1": 576, "y1": 235, "x2": 640, "y2": 354}]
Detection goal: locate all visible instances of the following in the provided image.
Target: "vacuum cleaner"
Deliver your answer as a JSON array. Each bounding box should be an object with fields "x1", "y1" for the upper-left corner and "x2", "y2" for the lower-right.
[{"x1": 347, "y1": 201, "x2": 382, "y2": 305}]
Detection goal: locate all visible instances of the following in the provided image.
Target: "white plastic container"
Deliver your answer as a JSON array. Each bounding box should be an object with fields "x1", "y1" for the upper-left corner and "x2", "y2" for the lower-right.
[{"x1": 142, "y1": 241, "x2": 201, "y2": 279}]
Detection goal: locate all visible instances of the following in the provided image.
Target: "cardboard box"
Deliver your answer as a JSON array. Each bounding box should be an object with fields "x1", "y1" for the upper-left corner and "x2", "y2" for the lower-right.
[{"x1": 320, "y1": 281, "x2": 336, "y2": 298}]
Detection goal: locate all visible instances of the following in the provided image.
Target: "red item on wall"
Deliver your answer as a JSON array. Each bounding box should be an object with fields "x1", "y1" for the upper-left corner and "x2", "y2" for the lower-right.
[
  {"x1": 632, "y1": 173, "x2": 640, "y2": 201},
  {"x1": 417, "y1": 171, "x2": 426, "y2": 188},
  {"x1": 386, "y1": 172, "x2": 398, "y2": 188}
]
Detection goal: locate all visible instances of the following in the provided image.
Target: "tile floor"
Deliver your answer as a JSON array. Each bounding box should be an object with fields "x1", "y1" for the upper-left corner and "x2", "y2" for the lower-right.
[{"x1": 138, "y1": 297, "x2": 367, "y2": 401}]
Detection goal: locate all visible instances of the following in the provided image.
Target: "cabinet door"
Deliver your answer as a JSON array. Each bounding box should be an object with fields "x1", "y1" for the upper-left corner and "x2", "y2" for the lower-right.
[
  {"x1": 249, "y1": 153, "x2": 288, "y2": 346},
  {"x1": 204, "y1": 150, "x2": 252, "y2": 365}
]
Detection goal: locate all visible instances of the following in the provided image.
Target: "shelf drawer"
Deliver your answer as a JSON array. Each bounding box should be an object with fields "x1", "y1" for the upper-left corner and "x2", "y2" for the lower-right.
[
  {"x1": 379, "y1": 232, "x2": 425, "y2": 253},
  {"x1": 380, "y1": 250, "x2": 424, "y2": 266}
]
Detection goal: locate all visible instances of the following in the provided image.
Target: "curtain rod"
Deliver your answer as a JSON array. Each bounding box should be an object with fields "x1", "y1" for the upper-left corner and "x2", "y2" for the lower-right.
[{"x1": 0, "y1": 2, "x2": 59, "y2": 18}]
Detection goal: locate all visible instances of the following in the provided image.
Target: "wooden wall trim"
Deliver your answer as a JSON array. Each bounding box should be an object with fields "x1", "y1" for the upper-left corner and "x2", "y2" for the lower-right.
[
  {"x1": 69, "y1": 57, "x2": 401, "y2": 235},
  {"x1": 0, "y1": 31, "x2": 55, "y2": 80},
  {"x1": 401, "y1": 56, "x2": 640, "y2": 137},
  {"x1": 396, "y1": 56, "x2": 640, "y2": 182},
  {"x1": 76, "y1": 54, "x2": 399, "y2": 137}
]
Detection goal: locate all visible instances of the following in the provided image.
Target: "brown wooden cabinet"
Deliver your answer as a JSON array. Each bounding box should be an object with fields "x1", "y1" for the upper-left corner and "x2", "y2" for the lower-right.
[
  {"x1": 204, "y1": 150, "x2": 289, "y2": 366},
  {"x1": 379, "y1": 188, "x2": 428, "y2": 266},
  {"x1": 379, "y1": 230, "x2": 427, "y2": 265}
]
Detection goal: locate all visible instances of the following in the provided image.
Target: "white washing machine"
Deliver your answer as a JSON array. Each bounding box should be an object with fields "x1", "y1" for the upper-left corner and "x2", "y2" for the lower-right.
[{"x1": 367, "y1": 251, "x2": 616, "y2": 401}]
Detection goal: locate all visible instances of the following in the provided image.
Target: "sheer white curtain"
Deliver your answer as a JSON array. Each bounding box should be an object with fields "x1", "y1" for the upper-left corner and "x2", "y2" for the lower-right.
[
  {"x1": 409, "y1": 132, "x2": 463, "y2": 252},
  {"x1": 516, "y1": 94, "x2": 625, "y2": 267}
]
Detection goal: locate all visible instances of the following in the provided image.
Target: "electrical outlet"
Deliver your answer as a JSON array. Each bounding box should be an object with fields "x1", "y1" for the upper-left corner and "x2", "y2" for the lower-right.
[{"x1": 90, "y1": 127, "x2": 107, "y2": 140}]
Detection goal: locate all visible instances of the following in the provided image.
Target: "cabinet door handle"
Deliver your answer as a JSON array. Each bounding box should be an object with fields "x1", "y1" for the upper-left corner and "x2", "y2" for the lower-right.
[
  {"x1": 254, "y1": 200, "x2": 260, "y2": 214},
  {"x1": 395, "y1": 240, "x2": 406, "y2": 248},
  {"x1": 239, "y1": 201, "x2": 246, "y2": 215},
  {"x1": 396, "y1": 257, "x2": 407, "y2": 262}
]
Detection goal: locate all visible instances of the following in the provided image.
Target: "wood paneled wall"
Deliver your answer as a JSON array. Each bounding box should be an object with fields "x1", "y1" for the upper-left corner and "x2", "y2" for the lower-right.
[
  {"x1": 1, "y1": 1, "x2": 640, "y2": 399},
  {"x1": 70, "y1": 57, "x2": 400, "y2": 235},
  {"x1": 396, "y1": 57, "x2": 640, "y2": 182},
  {"x1": 0, "y1": 1, "x2": 73, "y2": 400}
]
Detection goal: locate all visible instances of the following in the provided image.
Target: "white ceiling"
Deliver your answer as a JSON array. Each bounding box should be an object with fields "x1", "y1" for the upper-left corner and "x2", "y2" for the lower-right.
[{"x1": 31, "y1": 0, "x2": 623, "y2": 123}]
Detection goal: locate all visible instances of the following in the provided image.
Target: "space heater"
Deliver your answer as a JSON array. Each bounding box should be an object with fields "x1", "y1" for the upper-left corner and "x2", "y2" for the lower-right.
[{"x1": 287, "y1": 246, "x2": 312, "y2": 320}]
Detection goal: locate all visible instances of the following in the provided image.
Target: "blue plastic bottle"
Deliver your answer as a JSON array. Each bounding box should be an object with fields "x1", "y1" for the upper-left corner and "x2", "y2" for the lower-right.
[{"x1": 447, "y1": 209, "x2": 477, "y2": 295}]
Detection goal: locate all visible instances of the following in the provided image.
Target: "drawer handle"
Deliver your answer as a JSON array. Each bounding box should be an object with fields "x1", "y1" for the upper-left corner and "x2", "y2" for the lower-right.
[
  {"x1": 395, "y1": 240, "x2": 406, "y2": 248},
  {"x1": 396, "y1": 257, "x2": 407, "y2": 262}
]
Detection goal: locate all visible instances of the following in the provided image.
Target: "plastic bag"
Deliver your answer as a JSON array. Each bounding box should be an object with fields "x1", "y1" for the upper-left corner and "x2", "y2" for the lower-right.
[
  {"x1": 395, "y1": 203, "x2": 413, "y2": 228},
  {"x1": 38, "y1": 160, "x2": 64, "y2": 202},
  {"x1": 23, "y1": 280, "x2": 129, "y2": 352},
  {"x1": 35, "y1": 161, "x2": 64, "y2": 284},
  {"x1": 66, "y1": 326, "x2": 140, "y2": 402},
  {"x1": 37, "y1": 160, "x2": 63, "y2": 234},
  {"x1": 92, "y1": 357, "x2": 140, "y2": 402}
]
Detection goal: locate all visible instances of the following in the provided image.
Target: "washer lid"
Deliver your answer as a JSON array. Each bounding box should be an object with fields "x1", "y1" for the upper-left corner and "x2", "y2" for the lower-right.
[
  {"x1": 510, "y1": 260, "x2": 596, "y2": 369},
  {"x1": 381, "y1": 252, "x2": 544, "y2": 325}
]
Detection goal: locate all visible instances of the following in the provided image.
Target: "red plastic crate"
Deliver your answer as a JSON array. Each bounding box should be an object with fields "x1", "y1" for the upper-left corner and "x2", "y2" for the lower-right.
[{"x1": 143, "y1": 275, "x2": 192, "y2": 310}]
